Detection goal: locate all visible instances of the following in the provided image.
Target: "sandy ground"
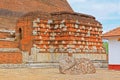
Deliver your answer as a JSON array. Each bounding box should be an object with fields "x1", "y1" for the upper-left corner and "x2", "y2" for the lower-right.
[{"x1": 0, "y1": 68, "x2": 120, "y2": 80}]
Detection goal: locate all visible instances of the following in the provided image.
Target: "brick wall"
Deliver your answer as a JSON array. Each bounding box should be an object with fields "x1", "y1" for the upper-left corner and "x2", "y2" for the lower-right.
[
  {"x1": 16, "y1": 20, "x2": 32, "y2": 53},
  {"x1": 0, "y1": 52, "x2": 22, "y2": 64},
  {"x1": 15, "y1": 12, "x2": 107, "y2": 63},
  {"x1": 30, "y1": 19, "x2": 105, "y2": 54},
  {"x1": 0, "y1": 29, "x2": 22, "y2": 64},
  {"x1": 0, "y1": 41, "x2": 19, "y2": 48},
  {"x1": 16, "y1": 12, "x2": 106, "y2": 55},
  {"x1": 0, "y1": 32, "x2": 10, "y2": 39}
]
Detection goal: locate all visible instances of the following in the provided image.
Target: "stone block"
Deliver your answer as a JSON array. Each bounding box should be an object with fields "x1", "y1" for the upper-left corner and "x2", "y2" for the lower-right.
[{"x1": 59, "y1": 57, "x2": 96, "y2": 75}]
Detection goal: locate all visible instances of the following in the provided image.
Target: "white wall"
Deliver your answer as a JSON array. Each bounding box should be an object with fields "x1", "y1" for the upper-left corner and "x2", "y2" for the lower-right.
[{"x1": 109, "y1": 38, "x2": 120, "y2": 64}]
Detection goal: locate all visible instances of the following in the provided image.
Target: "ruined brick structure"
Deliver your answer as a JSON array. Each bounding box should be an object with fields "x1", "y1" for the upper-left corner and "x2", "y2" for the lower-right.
[
  {"x1": 15, "y1": 11, "x2": 107, "y2": 63},
  {"x1": 0, "y1": 30, "x2": 22, "y2": 64},
  {"x1": 0, "y1": 0, "x2": 107, "y2": 66}
]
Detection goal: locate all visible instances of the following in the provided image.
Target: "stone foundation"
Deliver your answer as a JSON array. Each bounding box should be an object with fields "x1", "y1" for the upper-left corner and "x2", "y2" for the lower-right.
[
  {"x1": 73, "y1": 54, "x2": 107, "y2": 60},
  {"x1": 20, "y1": 52, "x2": 108, "y2": 69}
]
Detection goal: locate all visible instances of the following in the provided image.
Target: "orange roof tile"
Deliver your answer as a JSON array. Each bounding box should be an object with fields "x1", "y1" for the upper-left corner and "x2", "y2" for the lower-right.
[{"x1": 103, "y1": 27, "x2": 120, "y2": 37}]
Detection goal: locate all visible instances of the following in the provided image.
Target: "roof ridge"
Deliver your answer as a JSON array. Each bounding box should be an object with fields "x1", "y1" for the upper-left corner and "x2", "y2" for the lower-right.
[
  {"x1": 103, "y1": 26, "x2": 120, "y2": 37},
  {"x1": 104, "y1": 26, "x2": 120, "y2": 34}
]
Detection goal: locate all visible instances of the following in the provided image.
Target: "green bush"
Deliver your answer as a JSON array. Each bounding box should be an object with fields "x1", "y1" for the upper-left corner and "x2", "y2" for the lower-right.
[{"x1": 103, "y1": 42, "x2": 108, "y2": 54}]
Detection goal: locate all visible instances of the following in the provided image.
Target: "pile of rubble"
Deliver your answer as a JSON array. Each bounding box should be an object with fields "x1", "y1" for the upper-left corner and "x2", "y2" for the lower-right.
[{"x1": 59, "y1": 57, "x2": 96, "y2": 75}]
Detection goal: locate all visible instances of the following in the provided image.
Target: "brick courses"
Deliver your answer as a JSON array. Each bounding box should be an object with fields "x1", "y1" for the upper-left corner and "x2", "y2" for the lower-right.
[
  {"x1": 0, "y1": 52, "x2": 22, "y2": 64},
  {"x1": 16, "y1": 11, "x2": 106, "y2": 56}
]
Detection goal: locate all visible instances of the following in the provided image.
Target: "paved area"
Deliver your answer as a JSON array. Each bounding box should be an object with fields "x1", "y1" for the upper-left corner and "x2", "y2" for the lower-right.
[{"x1": 0, "y1": 68, "x2": 120, "y2": 80}]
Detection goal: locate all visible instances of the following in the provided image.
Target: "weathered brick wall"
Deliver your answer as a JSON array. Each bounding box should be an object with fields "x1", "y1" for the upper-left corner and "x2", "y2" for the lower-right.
[
  {"x1": 31, "y1": 19, "x2": 105, "y2": 54},
  {"x1": 0, "y1": 41, "x2": 18, "y2": 48},
  {"x1": 0, "y1": 52, "x2": 22, "y2": 64},
  {"x1": 0, "y1": 32, "x2": 10, "y2": 39},
  {"x1": 16, "y1": 19, "x2": 33, "y2": 53},
  {"x1": 0, "y1": 29, "x2": 22, "y2": 64},
  {"x1": 16, "y1": 12, "x2": 106, "y2": 63}
]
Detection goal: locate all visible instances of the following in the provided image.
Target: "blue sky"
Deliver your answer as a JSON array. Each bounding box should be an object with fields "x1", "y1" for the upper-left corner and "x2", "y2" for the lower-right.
[{"x1": 68, "y1": 0, "x2": 120, "y2": 33}]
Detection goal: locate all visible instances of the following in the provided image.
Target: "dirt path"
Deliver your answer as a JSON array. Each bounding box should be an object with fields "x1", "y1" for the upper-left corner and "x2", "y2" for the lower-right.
[{"x1": 0, "y1": 68, "x2": 120, "y2": 80}]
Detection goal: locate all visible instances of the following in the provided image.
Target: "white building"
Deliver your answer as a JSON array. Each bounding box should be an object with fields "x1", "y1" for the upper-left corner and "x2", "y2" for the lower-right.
[{"x1": 103, "y1": 27, "x2": 120, "y2": 70}]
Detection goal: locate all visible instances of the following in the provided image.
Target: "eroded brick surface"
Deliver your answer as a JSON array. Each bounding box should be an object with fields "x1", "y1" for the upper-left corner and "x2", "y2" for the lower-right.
[
  {"x1": 0, "y1": 52, "x2": 22, "y2": 64},
  {"x1": 0, "y1": 41, "x2": 18, "y2": 48},
  {"x1": 16, "y1": 12, "x2": 105, "y2": 55},
  {"x1": 0, "y1": 30, "x2": 21, "y2": 64},
  {"x1": 15, "y1": 12, "x2": 107, "y2": 63}
]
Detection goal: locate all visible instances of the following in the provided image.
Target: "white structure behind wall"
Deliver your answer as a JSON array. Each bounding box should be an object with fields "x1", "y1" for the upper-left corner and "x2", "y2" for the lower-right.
[
  {"x1": 103, "y1": 27, "x2": 120, "y2": 70},
  {"x1": 108, "y1": 38, "x2": 120, "y2": 64}
]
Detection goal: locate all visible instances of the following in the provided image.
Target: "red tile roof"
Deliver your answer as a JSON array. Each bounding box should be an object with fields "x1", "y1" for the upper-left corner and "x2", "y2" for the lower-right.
[{"x1": 103, "y1": 27, "x2": 120, "y2": 37}]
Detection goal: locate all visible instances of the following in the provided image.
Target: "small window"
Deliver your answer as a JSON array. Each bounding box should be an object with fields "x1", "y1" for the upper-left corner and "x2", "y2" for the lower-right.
[{"x1": 19, "y1": 28, "x2": 22, "y2": 40}]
